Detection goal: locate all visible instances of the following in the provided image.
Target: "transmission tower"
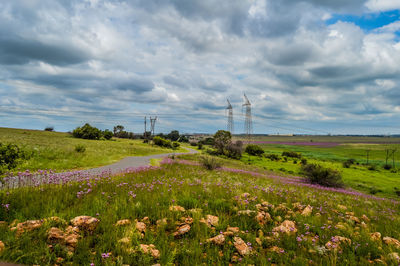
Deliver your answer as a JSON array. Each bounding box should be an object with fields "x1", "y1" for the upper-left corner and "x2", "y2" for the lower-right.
[
  {"x1": 242, "y1": 93, "x2": 253, "y2": 142},
  {"x1": 144, "y1": 116, "x2": 147, "y2": 139},
  {"x1": 150, "y1": 116, "x2": 157, "y2": 136},
  {"x1": 226, "y1": 99, "x2": 234, "y2": 134}
]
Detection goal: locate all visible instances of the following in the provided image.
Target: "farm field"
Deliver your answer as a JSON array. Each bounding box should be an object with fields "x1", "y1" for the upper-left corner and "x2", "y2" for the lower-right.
[
  {"x1": 0, "y1": 127, "x2": 184, "y2": 172},
  {"x1": 0, "y1": 156, "x2": 399, "y2": 265},
  {"x1": 232, "y1": 136, "x2": 400, "y2": 199}
]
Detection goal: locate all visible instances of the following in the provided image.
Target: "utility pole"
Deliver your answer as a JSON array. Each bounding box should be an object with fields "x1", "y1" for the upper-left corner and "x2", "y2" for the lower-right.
[
  {"x1": 144, "y1": 116, "x2": 147, "y2": 141},
  {"x1": 242, "y1": 93, "x2": 253, "y2": 143},
  {"x1": 150, "y1": 116, "x2": 157, "y2": 136},
  {"x1": 226, "y1": 99, "x2": 234, "y2": 134},
  {"x1": 366, "y1": 149, "x2": 370, "y2": 165}
]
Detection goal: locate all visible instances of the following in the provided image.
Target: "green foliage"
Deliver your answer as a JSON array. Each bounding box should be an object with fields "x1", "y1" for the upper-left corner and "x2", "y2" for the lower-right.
[
  {"x1": 153, "y1": 136, "x2": 172, "y2": 148},
  {"x1": 197, "y1": 142, "x2": 203, "y2": 150},
  {"x1": 264, "y1": 153, "x2": 280, "y2": 161},
  {"x1": 245, "y1": 144, "x2": 264, "y2": 156},
  {"x1": 44, "y1": 127, "x2": 54, "y2": 132},
  {"x1": 383, "y1": 164, "x2": 392, "y2": 170},
  {"x1": 172, "y1": 141, "x2": 180, "y2": 150},
  {"x1": 103, "y1": 129, "x2": 113, "y2": 140},
  {"x1": 178, "y1": 135, "x2": 189, "y2": 143},
  {"x1": 301, "y1": 163, "x2": 344, "y2": 188},
  {"x1": 113, "y1": 125, "x2": 135, "y2": 139},
  {"x1": 225, "y1": 141, "x2": 243, "y2": 159},
  {"x1": 213, "y1": 130, "x2": 231, "y2": 154},
  {"x1": 199, "y1": 156, "x2": 221, "y2": 170},
  {"x1": 72, "y1": 123, "x2": 102, "y2": 140},
  {"x1": 0, "y1": 143, "x2": 27, "y2": 174},
  {"x1": 166, "y1": 130, "x2": 180, "y2": 141},
  {"x1": 74, "y1": 144, "x2": 86, "y2": 153},
  {"x1": 343, "y1": 158, "x2": 356, "y2": 168},
  {"x1": 282, "y1": 151, "x2": 301, "y2": 158}
]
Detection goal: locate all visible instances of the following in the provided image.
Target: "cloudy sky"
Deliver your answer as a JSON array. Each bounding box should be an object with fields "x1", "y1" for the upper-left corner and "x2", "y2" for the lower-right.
[{"x1": 1, "y1": 0, "x2": 400, "y2": 135}]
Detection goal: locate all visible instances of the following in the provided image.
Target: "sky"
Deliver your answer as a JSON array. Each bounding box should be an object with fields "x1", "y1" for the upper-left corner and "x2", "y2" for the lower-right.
[{"x1": 0, "y1": 0, "x2": 400, "y2": 135}]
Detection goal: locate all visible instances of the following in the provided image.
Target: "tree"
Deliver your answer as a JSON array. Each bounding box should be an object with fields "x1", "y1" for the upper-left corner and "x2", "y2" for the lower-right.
[
  {"x1": 167, "y1": 130, "x2": 180, "y2": 141},
  {"x1": 72, "y1": 123, "x2": 102, "y2": 140},
  {"x1": 113, "y1": 125, "x2": 124, "y2": 136},
  {"x1": 213, "y1": 130, "x2": 232, "y2": 154}
]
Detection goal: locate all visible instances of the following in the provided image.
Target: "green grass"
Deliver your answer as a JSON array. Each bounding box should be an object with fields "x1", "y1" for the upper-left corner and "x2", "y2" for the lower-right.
[
  {"x1": 0, "y1": 159, "x2": 399, "y2": 265},
  {"x1": 0, "y1": 127, "x2": 184, "y2": 172}
]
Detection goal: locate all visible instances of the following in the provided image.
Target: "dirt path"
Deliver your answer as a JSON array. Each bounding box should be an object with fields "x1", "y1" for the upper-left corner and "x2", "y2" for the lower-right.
[{"x1": 83, "y1": 147, "x2": 198, "y2": 175}]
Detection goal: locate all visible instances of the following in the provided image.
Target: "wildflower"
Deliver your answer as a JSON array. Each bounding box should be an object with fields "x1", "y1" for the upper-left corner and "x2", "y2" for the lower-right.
[{"x1": 101, "y1": 253, "x2": 111, "y2": 258}]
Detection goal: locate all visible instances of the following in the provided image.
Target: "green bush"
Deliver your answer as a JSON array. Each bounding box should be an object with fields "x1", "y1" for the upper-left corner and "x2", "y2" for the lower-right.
[
  {"x1": 264, "y1": 153, "x2": 280, "y2": 161},
  {"x1": 245, "y1": 144, "x2": 264, "y2": 156},
  {"x1": 172, "y1": 141, "x2": 180, "y2": 150},
  {"x1": 200, "y1": 156, "x2": 221, "y2": 170},
  {"x1": 72, "y1": 123, "x2": 102, "y2": 140},
  {"x1": 213, "y1": 130, "x2": 231, "y2": 154},
  {"x1": 74, "y1": 145, "x2": 86, "y2": 153},
  {"x1": 301, "y1": 163, "x2": 344, "y2": 188},
  {"x1": 282, "y1": 151, "x2": 301, "y2": 158},
  {"x1": 342, "y1": 158, "x2": 356, "y2": 168},
  {"x1": 0, "y1": 143, "x2": 26, "y2": 174},
  {"x1": 368, "y1": 164, "x2": 376, "y2": 171},
  {"x1": 44, "y1": 127, "x2": 54, "y2": 132},
  {"x1": 153, "y1": 136, "x2": 172, "y2": 148},
  {"x1": 383, "y1": 164, "x2": 392, "y2": 170},
  {"x1": 197, "y1": 143, "x2": 203, "y2": 150},
  {"x1": 301, "y1": 158, "x2": 308, "y2": 165},
  {"x1": 225, "y1": 141, "x2": 243, "y2": 159},
  {"x1": 103, "y1": 129, "x2": 113, "y2": 140}
]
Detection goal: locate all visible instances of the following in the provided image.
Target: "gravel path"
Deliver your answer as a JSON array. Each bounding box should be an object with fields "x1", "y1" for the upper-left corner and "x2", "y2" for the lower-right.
[{"x1": 72, "y1": 147, "x2": 198, "y2": 175}]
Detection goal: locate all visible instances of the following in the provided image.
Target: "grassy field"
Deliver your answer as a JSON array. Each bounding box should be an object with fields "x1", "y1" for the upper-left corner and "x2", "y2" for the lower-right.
[
  {"x1": 0, "y1": 157, "x2": 399, "y2": 265},
  {"x1": 232, "y1": 136, "x2": 400, "y2": 199},
  {"x1": 0, "y1": 128, "x2": 184, "y2": 172}
]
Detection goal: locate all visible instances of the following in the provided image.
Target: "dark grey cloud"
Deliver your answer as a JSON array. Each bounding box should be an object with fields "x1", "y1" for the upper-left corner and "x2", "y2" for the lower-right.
[{"x1": 0, "y1": 35, "x2": 91, "y2": 66}]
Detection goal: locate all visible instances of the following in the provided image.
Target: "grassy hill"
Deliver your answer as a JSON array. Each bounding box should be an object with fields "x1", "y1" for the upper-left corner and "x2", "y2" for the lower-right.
[{"x1": 0, "y1": 127, "x2": 182, "y2": 172}]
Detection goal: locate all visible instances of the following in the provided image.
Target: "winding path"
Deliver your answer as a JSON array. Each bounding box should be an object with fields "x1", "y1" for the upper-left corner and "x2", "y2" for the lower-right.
[{"x1": 82, "y1": 147, "x2": 198, "y2": 175}]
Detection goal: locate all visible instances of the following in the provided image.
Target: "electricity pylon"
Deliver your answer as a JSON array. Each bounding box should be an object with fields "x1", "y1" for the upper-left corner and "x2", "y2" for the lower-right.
[
  {"x1": 242, "y1": 93, "x2": 252, "y2": 142},
  {"x1": 226, "y1": 99, "x2": 234, "y2": 134},
  {"x1": 150, "y1": 116, "x2": 157, "y2": 136}
]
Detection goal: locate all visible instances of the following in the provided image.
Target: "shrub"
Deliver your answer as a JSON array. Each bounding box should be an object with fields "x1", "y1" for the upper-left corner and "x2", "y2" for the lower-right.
[
  {"x1": 265, "y1": 154, "x2": 280, "y2": 161},
  {"x1": 0, "y1": 143, "x2": 26, "y2": 174},
  {"x1": 103, "y1": 129, "x2": 113, "y2": 140},
  {"x1": 369, "y1": 187, "x2": 383, "y2": 195},
  {"x1": 190, "y1": 142, "x2": 197, "y2": 146},
  {"x1": 166, "y1": 130, "x2": 180, "y2": 141},
  {"x1": 301, "y1": 163, "x2": 344, "y2": 188},
  {"x1": 342, "y1": 159, "x2": 356, "y2": 168},
  {"x1": 200, "y1": 156, "x2": 221, "y2": 170},
  {"x1": 368, "y1": 164, "x2": 376, "y2": 171},
  {"x1": 225, "y1": 141, "x2": 243, "y2": 159},
  {"x1": 202, "y1": 137, "x2": 215, "y2": 146},
  {"x1": 75, "y1": 145, "x2": 86, "y2": 153},
  {"x1": 394, "y1": 187, "x2": 400, "y2": 197},
  {"x1": 245, "y1": 144, "x2": 264, "y2": 156},
  {"x1": 153, "y1": 136, "x2": 172, "y2": 148},
  {"x1": 172, "y1": 141, "x2": 180, "y2": 150},
  {"x1": 44, "y1": 127, "x2": 54, "y2": 132},
  {"x1": 197, "y1": 143, "x2": 203, "y2": 150},
  {"x1": 282, "y1": 151, "x2": 301, "y2": 158},
  {"x1": 383, "y1": 164, "x2": 392, "y2": 170},
  {"x1": 72, "y1": 123, "x2": 102, "y2": 140},
  {"x1": 301, "y1": 158, "x2": 308, "y2": 165},
  {"x1": 178, "y1": 135, "x2": 189, "y2": 143}
]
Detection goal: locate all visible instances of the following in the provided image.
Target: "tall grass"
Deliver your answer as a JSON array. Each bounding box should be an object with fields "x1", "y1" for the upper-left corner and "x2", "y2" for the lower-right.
[{"x1": 0, "y1": 160, "x2": 399, "y2": 265}]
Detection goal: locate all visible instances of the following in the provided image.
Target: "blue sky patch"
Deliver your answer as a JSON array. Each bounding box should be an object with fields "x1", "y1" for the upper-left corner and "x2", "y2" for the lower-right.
[{"x1": 326, "y1": 10, "x2": 400, "y2": 32}]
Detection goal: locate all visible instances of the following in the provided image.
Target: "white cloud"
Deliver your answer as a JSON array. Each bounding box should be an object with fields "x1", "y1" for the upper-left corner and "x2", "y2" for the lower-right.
[{"x1": 366, "y1": 0, "x2": 400, "y2": 11}]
